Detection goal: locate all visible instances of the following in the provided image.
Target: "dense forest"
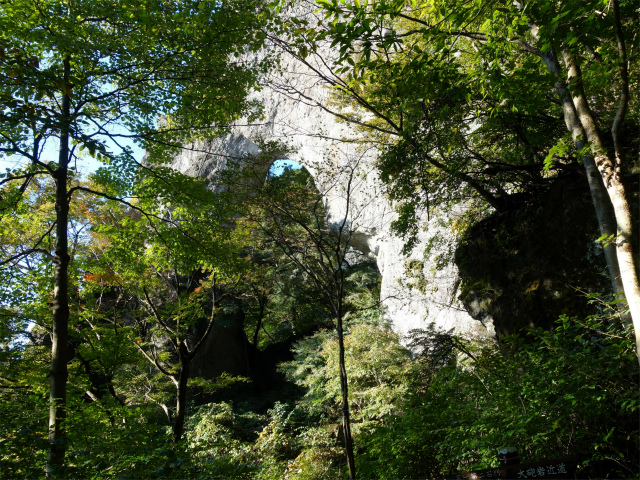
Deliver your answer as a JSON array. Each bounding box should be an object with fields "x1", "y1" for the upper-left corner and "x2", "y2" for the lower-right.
[{"x1": 0, "y1": 0, "x2": 638, "y2": 478}]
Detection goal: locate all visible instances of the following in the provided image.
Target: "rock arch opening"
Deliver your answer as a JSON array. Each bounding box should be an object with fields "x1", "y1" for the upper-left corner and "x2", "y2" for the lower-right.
[{"x1": 267, "y1": 159, "x2": 302, "y2": 178}]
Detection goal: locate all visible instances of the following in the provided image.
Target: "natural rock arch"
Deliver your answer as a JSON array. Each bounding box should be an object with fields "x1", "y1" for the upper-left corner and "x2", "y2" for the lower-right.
[
  {"x1": 171, "y1": 2, "x2": 613, "y2": 347},
  {"x1": 170, "y1": 106, "x2": 488, "y2": 342},
  {"x1": 168, "y1": 2, "x2": 492, "y2": 339}
]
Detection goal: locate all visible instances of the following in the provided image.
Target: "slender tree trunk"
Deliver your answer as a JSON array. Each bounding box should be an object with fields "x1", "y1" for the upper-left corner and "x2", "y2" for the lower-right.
[
  {"x1": 562, "y1": 50, "x2": 640, "y2": 366},
  {"x1": 252, "y1": 295, "x2": 266, "y2": 347},
  {"x1": 581, "y1": 154, "x2": 627, "y2": 301},
  {"x1": 172, "y1": 350, "x2": 190, "y2": 442},
  {"x1": 47, "y1": 57, "x2": 71, "y2": 475},
  {"x1": 334, "y1": 266, "x2": 356, "y2": 479},
  {"x1": 336, "y1": 311, "x2": 356, "y2": 480},
  {"x1": 333, "y1": 172, "x2": 356, "y2": 479},
  {"x1": 541, "y1": 49, "x2": 626, "y2": 302}
]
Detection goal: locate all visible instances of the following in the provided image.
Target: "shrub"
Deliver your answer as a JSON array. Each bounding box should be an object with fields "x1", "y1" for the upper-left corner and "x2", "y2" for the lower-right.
[{"x1": 358, "y1": 312, "x2": 639, "y2": 479}]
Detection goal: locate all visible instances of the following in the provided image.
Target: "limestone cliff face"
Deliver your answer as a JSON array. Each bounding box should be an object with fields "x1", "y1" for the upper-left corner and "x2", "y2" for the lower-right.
[
  {"x1": 169, "y1": 30, "x2": 488, "y2": 341},
  {"x1": 169, "y1": 5, "x2": 609, "y2": 341}
]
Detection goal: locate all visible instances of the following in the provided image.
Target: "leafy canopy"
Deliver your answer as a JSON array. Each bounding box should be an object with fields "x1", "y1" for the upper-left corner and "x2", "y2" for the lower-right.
[{"x1": 0, "y1": 0, "x2": 272, "y2": 194}]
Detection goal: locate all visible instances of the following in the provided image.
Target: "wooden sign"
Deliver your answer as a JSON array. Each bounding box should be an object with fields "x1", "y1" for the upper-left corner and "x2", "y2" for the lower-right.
[{"x1": 447, "y1": 456, "x2": 580, "y2": 480}]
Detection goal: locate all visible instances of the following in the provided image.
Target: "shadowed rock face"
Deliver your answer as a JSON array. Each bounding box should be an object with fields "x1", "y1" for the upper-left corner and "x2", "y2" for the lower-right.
[
  {"x1": 191, "y1": 307, "x2": 254, "y2": 379},
  {"x1": 455, "y1": 173, "x2": 611, "y2": 336}
]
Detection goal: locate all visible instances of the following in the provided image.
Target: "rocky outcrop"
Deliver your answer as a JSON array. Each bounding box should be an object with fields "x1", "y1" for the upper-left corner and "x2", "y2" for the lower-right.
[
  {"x1": 171, "y1": 84, "x2": 485, "y2": 340},
  {"x1": 455, "y1": 174, "x2": 611, "y2": 336},
  {"x1": 169, "y1": 5, "x2": 612, "y2": 341}
]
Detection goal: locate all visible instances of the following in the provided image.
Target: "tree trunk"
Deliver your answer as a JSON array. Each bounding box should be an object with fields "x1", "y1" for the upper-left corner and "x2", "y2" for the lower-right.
[
  {"x1": 252, "y1": 295, "x2": 266, "y2": 347},
  {"x1": 562, "y1": 50, "x2": 640, "y2": 366},
  {"x1": 336, "y1": 311, "x2": 356, "y2": 479},
  {"x1": 172, "y1": 351, "x2": 190, "y2": 442},
  {"x1": 47, "y1": 57, "x2": 71, "y2": 475},
  {"x1": 581, "y1": 155, "x2": 627, "y2": 302},
  {"x1": 540, "y1": 49, "x2": 626, "y2": 303}
]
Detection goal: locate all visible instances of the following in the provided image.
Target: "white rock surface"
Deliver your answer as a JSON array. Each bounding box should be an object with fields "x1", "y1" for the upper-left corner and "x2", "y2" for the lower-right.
[{"x1": 169, "y1": 4, "x2": 495, "y2": 340}]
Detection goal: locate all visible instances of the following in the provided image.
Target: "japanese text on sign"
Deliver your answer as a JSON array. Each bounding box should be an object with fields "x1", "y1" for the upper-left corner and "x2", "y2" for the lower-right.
[{"x1": 517, "y1": 463, "x2": 567, "y2": 478}]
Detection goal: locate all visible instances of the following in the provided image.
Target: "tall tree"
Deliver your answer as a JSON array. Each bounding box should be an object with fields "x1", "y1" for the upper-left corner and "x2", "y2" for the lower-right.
[
  {"x1": 0, "y1": 0, "x2": 271, "y2": 472},
  {"x1": 84, "y1": 171, "x2": 250, "y2": 443},
  {"x1": 230, "y1": 150, "x2": 378, "y2": 480}
]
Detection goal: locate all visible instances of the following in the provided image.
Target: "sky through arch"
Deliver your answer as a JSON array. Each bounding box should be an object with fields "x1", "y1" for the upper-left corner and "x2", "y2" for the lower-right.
[{"x1": 267, "y1": 159, "x2": 302, "y2": 177}]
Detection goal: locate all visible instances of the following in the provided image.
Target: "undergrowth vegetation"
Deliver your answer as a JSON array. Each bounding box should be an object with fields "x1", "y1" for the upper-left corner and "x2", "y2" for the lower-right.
[{"x1": 4, "y1": 300, "x2": 636, "y2": 478}]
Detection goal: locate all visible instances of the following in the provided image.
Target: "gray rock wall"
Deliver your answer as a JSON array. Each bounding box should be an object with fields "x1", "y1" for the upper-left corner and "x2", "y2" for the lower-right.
[{"x1": 169, "y1": 4, "x2": 494, "y2": 340}]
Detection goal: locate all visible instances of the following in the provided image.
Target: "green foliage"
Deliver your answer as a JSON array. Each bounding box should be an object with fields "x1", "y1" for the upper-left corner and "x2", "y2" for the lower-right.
[
  {"x1": 229, "y1": 152, "x2": 381, "y2": 347},
  {"x1": 249, "y1": 402, "x2": 345, "y2": 480},
  {"x1": 0, "y1": 176, "x2": 93, "y2": 330},
  {"x1": 183, "y1": 402, "x2": 263, "y2": 479},
  {"x1": 0, "y1": 0, "x2": 275, "y2": 470},
  {"x1": 280, "y1": 322, "x2": 411, "y2": 429},
  {"x1": 82, "y1": 171, "x2": 262, "y2": 442},
  {"x1": 358, "y1": 312, "x2": 640, "y2": 478},
  {"x1": 0, "y1": 392, "x2": 49, "y2": 477},
  {"x1": 4, "y1": 168, "x2": 636, "y2": 480},
  {"x1": 3, "y1": 3, "x2": 638, "y2": 475},
  {"x1": 0, "y1": 0, "x2": 272, "y2": 175},
  {"x1": 62, "y1": 403, "x2": 178, "y2": 479},
  {"x1": 222, "y1": 160, "x2": 330, "y2": 346},
  {"x1": 306, "y1": 0, "x2": 639, "y2": 248},
  {"x1": 0, "y1": 386, "x2": 192, "y2": 479},
  {"x1": 180, "y1": 401, "x2": 343, "y2": 479}
]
